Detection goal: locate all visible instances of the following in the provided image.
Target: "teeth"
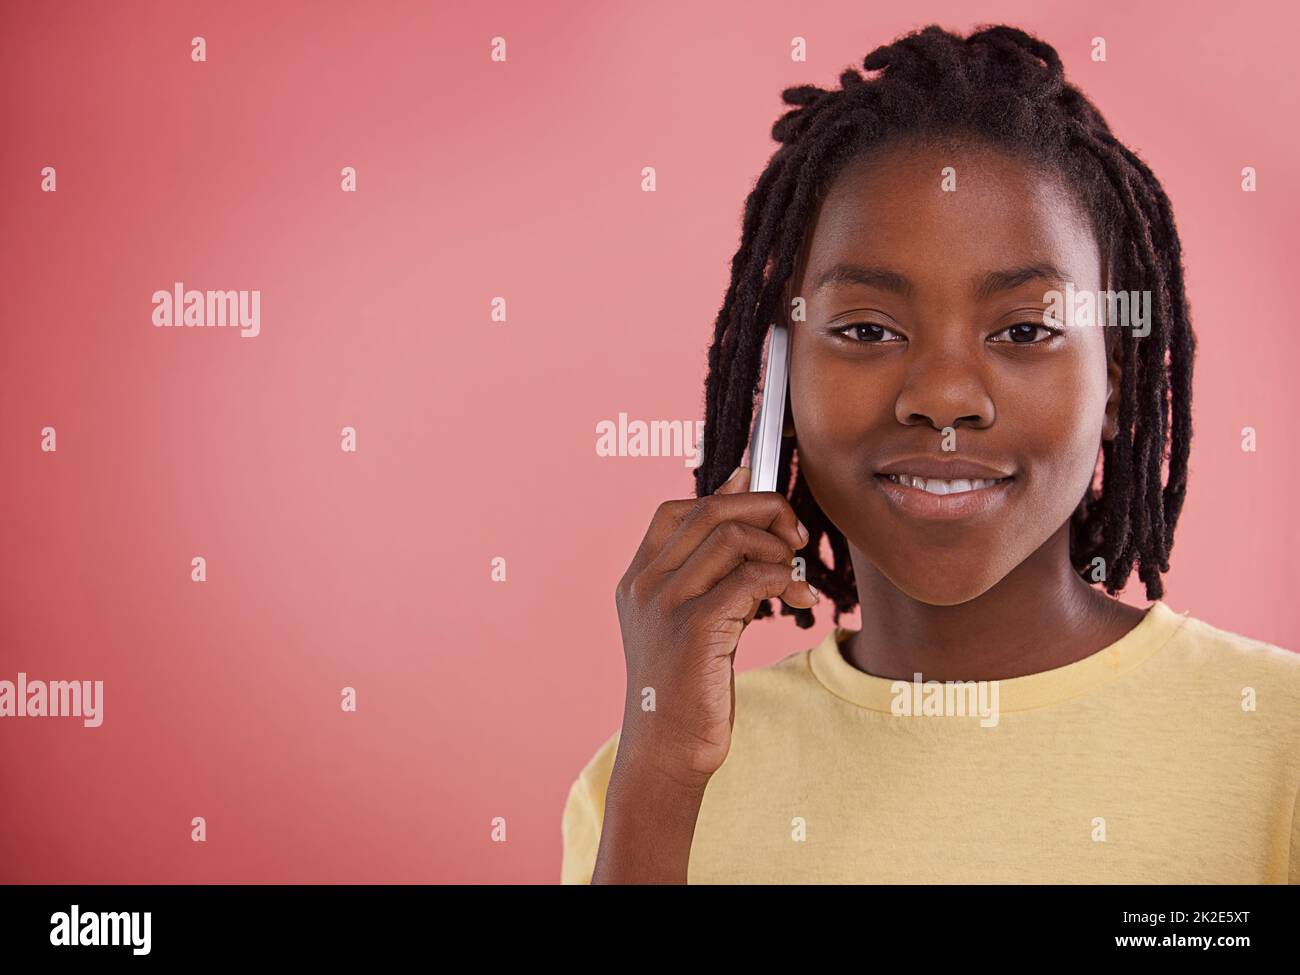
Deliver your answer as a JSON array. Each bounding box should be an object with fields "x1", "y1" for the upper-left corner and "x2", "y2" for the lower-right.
[{"x1": 885, "y1": 474, "x2": 1005, "y2": 495}]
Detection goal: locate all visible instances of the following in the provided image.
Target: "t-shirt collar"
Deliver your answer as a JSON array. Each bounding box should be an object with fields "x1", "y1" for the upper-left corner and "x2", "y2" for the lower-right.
[{"x1": 807, "y1": 600, "x2": 1189, "y2": 713}]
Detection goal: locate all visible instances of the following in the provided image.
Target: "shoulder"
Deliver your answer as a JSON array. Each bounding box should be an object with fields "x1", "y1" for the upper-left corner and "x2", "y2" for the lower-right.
[
  {"x1": 1165, "y1": 608, "x2": 1300, "y2": 690},
  {"x1": 565, "y1": 727, "x2": 620, "y2": 814},
  {"x1": 1165, "y1": 613, "x2": 1300, "y2": 880},
  {"x1": 1157, "y1": 607, "x2": 1300, "y2": 738},
  {"x1": 570, "y1": 728, "x2": 621, "y2": 791},
  {"x1": 560, "y1": 728, "x2": 620, "y2": 884}
]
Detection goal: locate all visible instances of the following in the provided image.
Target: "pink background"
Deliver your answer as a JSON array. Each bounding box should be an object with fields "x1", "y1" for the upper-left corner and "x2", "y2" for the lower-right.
[{"x1": 1, "y1": 0, "x2": 1296, "y2": 883}]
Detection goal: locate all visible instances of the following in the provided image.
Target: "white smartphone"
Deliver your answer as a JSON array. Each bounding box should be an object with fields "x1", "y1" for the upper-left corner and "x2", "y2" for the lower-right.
[{"x1": 746, "y1": 321, "x2": 790, "y2": 493}]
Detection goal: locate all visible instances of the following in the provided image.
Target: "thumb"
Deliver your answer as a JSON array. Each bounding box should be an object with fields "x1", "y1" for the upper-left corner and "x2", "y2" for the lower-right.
[{"x1": 714, "y1": 465, "x2": 751, "y2": 496}]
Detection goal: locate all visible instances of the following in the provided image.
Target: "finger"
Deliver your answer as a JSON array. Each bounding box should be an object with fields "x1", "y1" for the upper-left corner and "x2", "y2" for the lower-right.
[
  {"x1": 620, "y1": 465, "x2": 753, "y2": 586},
  {"x1": 621, "y1": 465, "x2": 759, "y2": 587},
  {"x1": 683, "y1": 559, "x2": 807, "y2": 638},
  {"x1": 662, "y1": 519, "x2": 817, "y2": 609},
  {"x1": 713, "y1": 464, "x2": 750, "y2": 496},
  {"x1": 648, "y1": 490, "x2": 808, "y2": 579}
]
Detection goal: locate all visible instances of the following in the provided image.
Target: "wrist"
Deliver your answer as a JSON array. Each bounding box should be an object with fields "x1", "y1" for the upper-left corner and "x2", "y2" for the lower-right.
[
  {"x1": 612, "y1": 724, "x2": 716, "y2": 797},
  {"x1": 607, "y1": 750, "x2": 710, "y2": 810}
]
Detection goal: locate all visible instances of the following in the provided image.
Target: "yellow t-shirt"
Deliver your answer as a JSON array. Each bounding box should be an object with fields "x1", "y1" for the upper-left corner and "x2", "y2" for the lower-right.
[{"x1": 561, "y1": 600, "x2": 1300, "y2": 883}]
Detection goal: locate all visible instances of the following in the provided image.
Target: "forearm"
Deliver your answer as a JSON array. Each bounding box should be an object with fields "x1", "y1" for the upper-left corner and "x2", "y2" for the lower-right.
[{"x1": 590, "y1": 754, "x2": 707, "y2": 884}]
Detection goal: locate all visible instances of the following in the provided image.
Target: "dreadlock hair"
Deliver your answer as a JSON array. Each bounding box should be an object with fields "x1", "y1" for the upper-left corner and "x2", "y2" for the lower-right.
[{"x1": 693, "y1": 24, "x2": 1196, "y2": 629}]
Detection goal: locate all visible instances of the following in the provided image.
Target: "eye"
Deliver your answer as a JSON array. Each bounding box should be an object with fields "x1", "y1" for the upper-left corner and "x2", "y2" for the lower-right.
[
  {"x1": 830, "y1": 322, "x2": 906, "y2": 343},
  {"x1": 989, "y1": 322, "x2": 1063, "y2": 344}
]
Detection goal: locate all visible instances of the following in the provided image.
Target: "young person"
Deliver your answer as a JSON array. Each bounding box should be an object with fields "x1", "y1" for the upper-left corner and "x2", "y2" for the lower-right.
[{"x1": 562, "y1": 24, "x2": 1300, "y2": 884}]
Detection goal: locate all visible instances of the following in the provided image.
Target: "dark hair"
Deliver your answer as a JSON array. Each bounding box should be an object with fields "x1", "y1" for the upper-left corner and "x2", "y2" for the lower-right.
[{"x1": 694, "y1": 24, "x2": 1195, "y2": 627}]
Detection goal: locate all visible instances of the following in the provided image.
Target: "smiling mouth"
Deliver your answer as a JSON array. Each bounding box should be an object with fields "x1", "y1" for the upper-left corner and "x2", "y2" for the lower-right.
[{"x1": 878, "y1": 473, "x2": 1014, "y2": 496}]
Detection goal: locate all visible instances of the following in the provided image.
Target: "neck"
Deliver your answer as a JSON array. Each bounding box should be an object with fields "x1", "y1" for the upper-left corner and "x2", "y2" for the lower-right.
[{"x1": 844, "y1": 526, "x2": 1144, "y2": 682}]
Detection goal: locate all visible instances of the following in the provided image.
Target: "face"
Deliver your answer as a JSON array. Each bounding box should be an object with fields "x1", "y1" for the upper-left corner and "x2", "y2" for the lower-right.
[{"x1": 787, "y1": 137, "x2": 1120, "y2": 605}]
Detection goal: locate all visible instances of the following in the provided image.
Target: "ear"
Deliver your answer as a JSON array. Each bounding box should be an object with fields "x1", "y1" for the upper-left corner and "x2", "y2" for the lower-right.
[
  {"x1": 1098, "y1": 255, "x2": 1121, "y2": 444},
  {"x1": 1101, "y1": 335, "x2": 1122, "y2": 443},
  {"x1": 781, "y1": 242, "x2": 808, "y2": 442},
  {"x1": 781, "y1": 274, "x2": 797, "y2": 440}
]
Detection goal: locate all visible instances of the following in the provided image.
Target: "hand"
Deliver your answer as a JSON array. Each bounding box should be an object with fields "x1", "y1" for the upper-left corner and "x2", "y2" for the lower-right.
[{"x1": 612, "y1": 466, "x2": 819, "y2": 792}]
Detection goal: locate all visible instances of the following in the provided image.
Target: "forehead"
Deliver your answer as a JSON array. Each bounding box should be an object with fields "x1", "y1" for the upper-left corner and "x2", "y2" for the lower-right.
[{"x1": 797, "y1": 137, "x2": 1102, "y2": 293}]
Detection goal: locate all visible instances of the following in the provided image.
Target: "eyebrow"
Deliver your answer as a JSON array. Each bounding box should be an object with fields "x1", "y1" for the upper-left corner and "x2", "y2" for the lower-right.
[
  {"x1": 974, "y1": 262, "x2": 1069, "y2": 300},
  {"x1": 813, "y1": 263, "x2": 912, "y2": 296},
  {"x1": 811, "y1": 261, "x2": 1068, "y2": 300}
]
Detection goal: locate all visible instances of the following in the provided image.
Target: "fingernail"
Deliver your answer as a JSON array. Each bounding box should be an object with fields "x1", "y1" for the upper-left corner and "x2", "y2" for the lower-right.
[
  {"x1": 808, "y1": 584, "x2": 820, "y2": 600},
  {"x1": 796, "y1": 520, "x2": 809, "y2": 544},
  {"x1": 724, "y1": 465, "x2": 742, "y2": 484}
]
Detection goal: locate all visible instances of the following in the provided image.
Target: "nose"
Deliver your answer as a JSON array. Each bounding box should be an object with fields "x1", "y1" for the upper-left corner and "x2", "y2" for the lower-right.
[{"x1": 893, "y1": 344, "x2": 995, "y2": 432}]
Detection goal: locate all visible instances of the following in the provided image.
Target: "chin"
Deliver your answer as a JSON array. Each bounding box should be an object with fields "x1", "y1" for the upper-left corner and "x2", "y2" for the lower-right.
[{"x1": 874, "y1": 564, "x2": 1007, "y2": 607}]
